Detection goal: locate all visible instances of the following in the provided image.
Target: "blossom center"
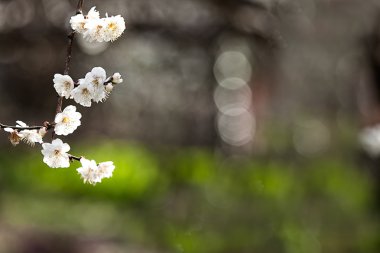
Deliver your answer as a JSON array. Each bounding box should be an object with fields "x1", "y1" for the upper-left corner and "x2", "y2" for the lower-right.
[
  {"x1": 10, "y1": 132, "x2": 21, "y2": 143},
  {"x1": 62, "y1": 117, "x2": 70, "y2": 123},
  {"x1": 54, "y1": 150, "x2": 60, "y2": 155},
  {"x1": 92, "y1": 78, "x2": 100, "y2": 86},
  {"x1": 64, "y1": 81, "x2": 71, "y2": 89},
  {"x1": 82, "y1": 88, "x2": 90, "y2": 96},
  {"x1": 108, "y1": 23, "x2": 117, "y2": 31}
]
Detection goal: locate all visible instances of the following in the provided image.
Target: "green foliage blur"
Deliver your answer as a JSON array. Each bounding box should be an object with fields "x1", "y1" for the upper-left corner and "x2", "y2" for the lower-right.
[{"x1": 0, "y1": 139, "x2": 378, "y2": 253}]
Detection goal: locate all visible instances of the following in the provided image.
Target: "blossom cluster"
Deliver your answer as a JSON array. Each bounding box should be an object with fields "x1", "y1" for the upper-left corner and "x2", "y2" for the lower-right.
[
  {"x1": 0, "y1": 4, "x2": 126, "y2": 186},
  {"x1": 3, "y1": 105, "x2": 82, "y2": 147},
  {"x1": 54, "y1": 67, "x2": 123, "y2": 107},
  {"x1": 44, "y1": 66, "x2": 122, "y2": 183},
  {"x1": 77, "y1": 158, "x2": 115, "y2": 185},
  {"x1": 3, "y1": 121, "x2": 46, "y2": 146},
  {"x1": 41, "y1": 139, "x2": 114, "y2": 185},
  {"x1": 70, "y1": 6, "x2": 125, "y2": 42}
]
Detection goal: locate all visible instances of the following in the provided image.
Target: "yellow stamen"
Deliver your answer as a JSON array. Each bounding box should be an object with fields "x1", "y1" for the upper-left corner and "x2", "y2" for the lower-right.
[
  {"x1": 62, "y1": 117, "x2": 70, "y2": 123},
  {"x1": 108, "y1": 23, "x2": 117, "y2": 31}
]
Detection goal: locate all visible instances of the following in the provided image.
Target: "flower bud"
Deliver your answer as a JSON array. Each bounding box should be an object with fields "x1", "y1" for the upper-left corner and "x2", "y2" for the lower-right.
[
  {"x1": 112, "y1": 73, "x2": 123, "y2": 84},
  {"x1": 105, "y1": 83, "x2": 114, "y2": 92},
  {"x1": 39, "y1": 127, "x2": 47, "y2": 137}
]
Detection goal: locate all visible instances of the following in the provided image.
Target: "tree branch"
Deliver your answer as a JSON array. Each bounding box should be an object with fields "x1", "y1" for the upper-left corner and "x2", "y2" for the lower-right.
[
  {"x1": 0, "y1": 124, "x2": 44, "y2": 131},
  {"x1": 0, "y1": 122, "x2": 54, "y2": 131},
  {"x1": 69, "y1": 154, "x2": 82, "y2": 162},
  {"x1": 52, "y1": 0, "x2": 85, "y2": 140}
]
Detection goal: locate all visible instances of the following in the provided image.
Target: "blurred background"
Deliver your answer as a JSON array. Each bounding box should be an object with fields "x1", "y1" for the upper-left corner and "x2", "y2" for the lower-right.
[{"x1": 1, "y1": 0, "x2": 380, "y2": 252}]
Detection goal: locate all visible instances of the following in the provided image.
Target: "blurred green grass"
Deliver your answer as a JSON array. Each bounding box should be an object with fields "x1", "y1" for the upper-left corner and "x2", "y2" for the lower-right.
[{"x1": 0, "y1": 140, "x2": 378, "y2": 253}]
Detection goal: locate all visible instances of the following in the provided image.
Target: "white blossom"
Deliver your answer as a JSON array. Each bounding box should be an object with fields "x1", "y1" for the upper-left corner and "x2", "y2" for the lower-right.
[
  {"x1": 54, "y1": 105, "x2": 82, "y2": 136},
  {"x1": 97, "y1": 161, "x2": 115, "y2": 179},
  {"x1": 77, "y1": 158, "x2": 115, "y2": 185},
  {"x1": 70, "y1": 67, "x2": 111, "y2": 106},
  {"x1": 102, "y1": 15, "x2": 125, "y2": 42},
  {"x1": 105, "y1": 83, "x2": 113, "y2": 93},
  {"x1": 112, "y1": 72, "x2": 123, "y2": 84},
  {"x1": 70, "y1": 13, "x2": 87, "y2": 33},
  {"x1": 85, "y1": 67, "x2": 107, "y2": 102},
  {"x1": 70, "y1": 7, "x2": 99, "y2": 34},
  {"x1": 41, "y1": 139, "x2": 71, "y2": 168},
  {"x1": 4, "y1": 121, "x2": 31, "y2": 146},
  {"x1": 86, "y1": 67, "x2": 107, "y2": 86},
  {"x1": 71, "y1": 80, "x2": 94, "y2": 107},
  {"x1": 77, "y1": 158, "x2": 101, "y2": 185},
  {"x1": 83, "y1": 18, "x2": 107, "y2": 42},
  {"x1": 70, "y1": 6, "x2": 125, "y2": 43},
  {"x1": 53, "y1": 74, "x2": 74, "y2": 99},
  {"x1": 39, "y1": 127, "x2": 47, "y2": 137},
  {"x1": 18, "y1": 129, "x2": 43, "y2": 146},
  {"x1": 3, "y1": 121, "x2": 45, "y2": 146},
  {"x1": 3, "y1": 128, "x2": 22, "y2": 146}
]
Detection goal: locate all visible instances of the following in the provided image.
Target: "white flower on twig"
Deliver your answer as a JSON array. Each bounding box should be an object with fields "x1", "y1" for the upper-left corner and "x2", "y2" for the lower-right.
[
  {"x1": 97, "y1": 161, "x2": 115, "y2": 179},
  {"x1": 86, "y1": 67, "x2": 107, "y2": 87},
  {"x1": 54, "y1": 105, "x2": 82, "y2": 136},
  {"x1": 85, "y1": 67, "x2": 107, "y2": 102},
  {"x1": 53, "y1": 74, "x2": 74, "y2": 99},
  {"x1": 105, "y1": 83, "x2": 113, "y2": 93},
  {"x1": 3, "y1": 121, "x2": 43, "y2": 146},
  {"x1": 70, "y1": 13, "x2": 87, "y2": 33},
  {"x1": 18, "y1": 129, "x2": 43, "y2": 146},
  {"x1": 84, "y1": 18, "x2": 107, "y2": 43},
  {"x1": 70, "y1": 6, "x2": 126, "y2": 43},
  {"x1": 3, "y1": 128, "x2": 22, "y2": 146},
  {"x1": 70, "y1": 67, "x2": 111, "y2": 106},
  {"x1": 112, "y1": 72, "x2": 123, "y2": 84},
  {"x1": 39, "y1": 127, "x2": 47, "y2": 138},
  {"x1": 102, "y1": 15, "x2": 126, "y2": 42},
  {"x1": 41, "y1": 139, "x2": 71, "y2": 168},
  {"x1": 71, "y1": 80, "x2": 94, "y2": 107},
  {"x1": 77, "y1": 158, "x2": 115, "y2": 185},
  {"x1": 77, "y1": 158, "x2": 101, "y2": 185}
]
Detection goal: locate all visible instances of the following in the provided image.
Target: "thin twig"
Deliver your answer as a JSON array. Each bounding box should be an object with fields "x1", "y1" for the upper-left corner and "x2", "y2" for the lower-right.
[
  {"x1": 0, "y1": 124, "x2": 44, "y2": 131},
  {"x1": 1, "y1": 1, "x2": 85, "y2": 165},
  {"x1": 52, "y1": 0, "x2": 85, "y2": 140},
  {"x1": 104, "y1": 76, "x2": 113, "y2": 84},
  {"x1": 54, "y1": 0, "x2": 85, "y2": 162},
  {"x1": 76, "y1": 0, "x2": 84, "y2": 14},
  {"x1": 69, "y1": 154, "x2": 82, "y2": 162},
  {"x1": 0, "y1": 122, "x2": 54, "y2": 131}
]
